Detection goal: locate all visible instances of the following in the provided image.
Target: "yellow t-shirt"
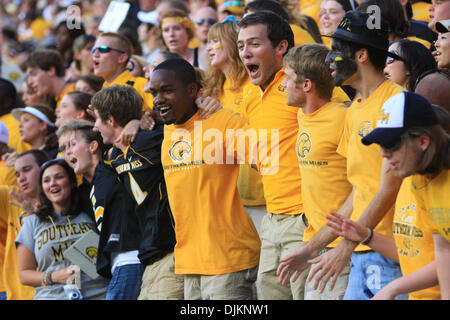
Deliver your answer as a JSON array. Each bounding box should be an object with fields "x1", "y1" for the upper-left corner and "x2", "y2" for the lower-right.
[
  {"x1": 0, "y1": 186, "x2": 34, "y2": 300},
  {"x1": 220, "y1": 77, "x2": 265, "y2": 207},
  {"x1": 241, "y1": 69, "x2": 303, "y2": 215},
  {"x1": 321, "y1": 35, "x2": 332, "y2": 49},
  {"x1": 337, "y1": 80, "x2": 404, "y2": 250},
  {"x1": 332, "y1": 86, "x2": 351, "y2": 104},
  {"x1": 56, "y1": 82, "x2": 75, "y2": 110},
  {"x1": 30, "y1": 17, "x2": 52, "y2": 40},
  {"x1": 0, "y1": 113, "x2": 31, "y2": 154},
  {"x1": 290, "y1": 24, "x2": 316, "y2": 47},
  {"x1": 102, "y1": 70, "x2": 153, "y2": 113},
  {"x1": 393, "y1": 177, "x2": 441, "y2": 300},
  {"x1": 161, "y1": 109, "x2": 261, "y2": 275},
  {"x1": 300, "y1": 2, "x2": 321, "y2": 29},
  {"x1": 412, "y1": 2, "x2": 431, "y2": 23},
  {"x1": 300, "y1": 0, "x2": 321, "y2": 10},
  {"x1": 297, "y1": 102, "x2": 352, "y2": 247},
  {"x1": 413, "y1": 170, "x2": 450, "y2": 242}
]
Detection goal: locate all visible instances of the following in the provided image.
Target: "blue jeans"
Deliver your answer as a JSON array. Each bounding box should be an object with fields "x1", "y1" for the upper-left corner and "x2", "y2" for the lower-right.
[
  {"x1": 344, "y1": 251, "x2": 408, "y2": 300},
  {"x1": 0, "y1": 292, "x2": 6, "y2": 300},
  {"x1": 106, "y1": 263, "x2": 144, "y2": 300}
]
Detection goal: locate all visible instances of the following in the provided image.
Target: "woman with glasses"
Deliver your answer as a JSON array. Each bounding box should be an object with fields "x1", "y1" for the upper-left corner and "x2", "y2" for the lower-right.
[
  {"x1": 15, "y1": 159, "x2": 108, "y2": 300},
  {"x1": 384, "y1": 39, "x2": 436, "y2": 91},
  {"x1": 326, "y1": 92, "x2": 449, "y2": 300},
  {"x1": 159, "y1": 9, "x2": 208, "y2": 70}
]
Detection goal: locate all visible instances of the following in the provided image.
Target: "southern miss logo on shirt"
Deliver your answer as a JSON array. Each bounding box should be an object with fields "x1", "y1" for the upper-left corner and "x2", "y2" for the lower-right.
[
  {"x1": 357, "y1": 121, "x2": 372, "y2": 137},
  {"x1": 296, "y1": 132, "x2": 311, "y2": 159},
  {"x1": 169, "y1": 140, "x2": 192, "y2": 163}
]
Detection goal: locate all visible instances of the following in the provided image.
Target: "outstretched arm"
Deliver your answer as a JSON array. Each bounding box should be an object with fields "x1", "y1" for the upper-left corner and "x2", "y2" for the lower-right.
[{"x1": 277, "y1": 189, "x2": 354, "y2": 287}]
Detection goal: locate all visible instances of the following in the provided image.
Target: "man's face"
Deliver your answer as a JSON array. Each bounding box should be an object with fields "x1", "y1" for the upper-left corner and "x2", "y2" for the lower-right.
[
  {"x1": 429, "y1": 0, "x2": 450, "y2": 32},
  {"x1": 15, "y1": 153, "x2": 40, "y2": 198},
  {"x1": 150, "y1": 69, "x2": 197, "y2": 125},
  {"x1": 92, "y1": 36, "x2": 126, "y2": 78},
  {"x1": 238, "y1": 24, "x2": 284, "y2": 89},
  {"x1": 282, "y1": 66, "x2": 304, "y2": 107},
  {"x1": 26, "y1": 67, "x2": 52, "y2": 97},
  {"x1": 93, "y1": 110, "x2": 115, "y2": 145},
  {"x1": 58, "y1": 131, "x2": 72, "y2": 165},
  {"x1": 193, "y1": 7, "x2": 218, "y2": 44},
  {"x1": 326, "y1": 38, "x2": 358, "y2": 86}
]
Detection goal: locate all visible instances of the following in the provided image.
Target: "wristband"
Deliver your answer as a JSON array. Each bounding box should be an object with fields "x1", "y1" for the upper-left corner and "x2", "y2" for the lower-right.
[
  {"x1": 360, "y1": 227, "x2": 373, "y2": 245},
  {"x1": 43, "y1": 270, "x2": 54, "y2": 286}
]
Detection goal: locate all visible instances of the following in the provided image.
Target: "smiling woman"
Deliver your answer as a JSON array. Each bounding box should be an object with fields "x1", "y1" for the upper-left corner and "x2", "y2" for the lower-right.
[{"x1": 15, "y1": 159, "x2": 109, "y2": 300}]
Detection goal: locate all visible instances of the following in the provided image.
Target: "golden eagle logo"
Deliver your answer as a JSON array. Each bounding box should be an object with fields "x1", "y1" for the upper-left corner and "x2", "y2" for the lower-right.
[
  {"x1": 358, "y1": 121, "x2": 373, "y2": 137},
  {"x1": 278, "y1": 84, "x2": 286, "y2": 92},
  {"x1": 378, "y1": 109, "x2": 390, "y2": 124},
  {"x1": 86, "y1": 247, "x2": 97, "y2": 259},
  {"x1": 296, "y1": 132, "x2": 311, "y2": 159},
  {"x1": 169, "y1": 140, "x2": 192, "y2": 163}
]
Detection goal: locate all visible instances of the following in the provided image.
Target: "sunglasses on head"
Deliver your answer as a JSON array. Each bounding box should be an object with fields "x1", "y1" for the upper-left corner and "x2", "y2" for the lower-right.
[
  {"x1": 196, "y1": 18, "x2": 217, "y2": 26},
  {"x1": 91, "y1": 45, "x2": 126, "y2": 54},
  {"x1": 386, "y1": 52, "x2": 404, "y2": 65}
]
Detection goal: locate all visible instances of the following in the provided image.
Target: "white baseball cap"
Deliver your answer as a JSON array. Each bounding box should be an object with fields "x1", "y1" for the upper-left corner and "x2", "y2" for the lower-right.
[
  {"x1": 436, "y1": 19, "x2": 450, "y2": 33},
  {"x1": 12, "y1": 106, "x2": 55, "y2": 127}
]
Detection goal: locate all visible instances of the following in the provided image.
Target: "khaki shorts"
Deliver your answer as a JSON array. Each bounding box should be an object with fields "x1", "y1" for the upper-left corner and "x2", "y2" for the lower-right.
[
  {"x1": 184, "y1": 266, "x2": 258, "y2": 300},
  {"x1": 257, "y1": 213, "x2": 310, "y2": 300},
  {"x1": 138, "y1": 252, "x2": 184, "y2": 300}
]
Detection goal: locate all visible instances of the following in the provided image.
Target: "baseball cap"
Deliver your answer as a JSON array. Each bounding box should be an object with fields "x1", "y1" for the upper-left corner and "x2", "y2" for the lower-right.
[
  {"x1": 436, "y1": 19, "x2": 450, "y2": 33},
  {"x1": 323, "y1": 10, "x2": 394, "y2": 56},
  {"x1": 12, "y1": 106, "x2": 55, "y2": 127},
  {"x1": 0, "y1": 121, "x2": 9, "y2": 144},
  {"x1": 361, "y1": 92, "x2": 439, "y2": 147}
]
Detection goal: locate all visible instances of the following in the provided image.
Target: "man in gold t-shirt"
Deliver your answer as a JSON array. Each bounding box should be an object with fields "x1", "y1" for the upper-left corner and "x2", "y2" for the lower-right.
[
  {"x1": 150, "y1": 58, "x2": 261, "y2": 300},
  {"x1": 237, "y1": 11, "x2": 308, "y2": 300},
  {"x1": 92, "y1": 32, "x2": 153, "y2": 113},
  {"x1": 276, "y1": 44, "x2": 352, "y2": 300},
  {"x1": 304, "y1": 11, "x2": 407, "y2": 300}
]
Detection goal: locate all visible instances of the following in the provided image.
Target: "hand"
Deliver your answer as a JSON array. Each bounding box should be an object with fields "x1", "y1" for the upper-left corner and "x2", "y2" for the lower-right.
[
  {"x1": 196, "y1": 96, "x2": 222, "y2": 119},
  {"x1": 371, "y1": 283, "x2": 398, "y2": 300},
  {"x1": 51, "y1": 267, "x2": 76, "y2": 284},
  {"x1": 326, "y1": 212, "x2": 369, "y2": 243},
  {"x1": 2, "y1": 151, "x2": 17, "y2": 167},
  {"x1": 277, "y1": 245, "x2": 316, "y2": 286},
  {"x1": 306, "y1": 240, "x2": 354, "y2": 293},
  {"x1": 140, "y1": 111, "x2": 157, "y2": 130},
  {"x1": 116, "y1": 119, "x2": 140, "y2": 147},
  {"x1": 9, "y1": 189, "x2": 39, "y2": 213}
]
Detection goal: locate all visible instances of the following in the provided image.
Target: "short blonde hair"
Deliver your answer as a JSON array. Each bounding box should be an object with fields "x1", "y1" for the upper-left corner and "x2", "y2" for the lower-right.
[
  {"x1": 98, "y1": 32, "x2": 133, "y2": 65},
  {"x1": 283, "y1": 44, "x2": 333, "y2": 100}
]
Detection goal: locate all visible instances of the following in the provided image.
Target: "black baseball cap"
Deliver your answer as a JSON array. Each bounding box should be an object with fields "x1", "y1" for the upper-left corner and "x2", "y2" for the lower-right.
[{"x1": 323, "y1": 10, "x2": 396, "y2": 57}]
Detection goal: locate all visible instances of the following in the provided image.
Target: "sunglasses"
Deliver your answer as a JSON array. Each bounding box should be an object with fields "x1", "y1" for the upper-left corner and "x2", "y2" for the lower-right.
[
  {"x1": 91, "y1": 45, "x2": 126, "y2": 54},
  {"x1": 223, "y1": 1, "x2": 243, "y2": 8},
  {"x1": 196, "y1": 18, "x2": 217, "y2": 26},
  {"x1": 386, "y1": 52, "x2": 404, "y2": 65},
  {"x1": 381, "y1": 133, "x2": 419, "y2": 152},
  {"x1": 380, "y1": 137, "x2": 402, "y2": 152}
]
